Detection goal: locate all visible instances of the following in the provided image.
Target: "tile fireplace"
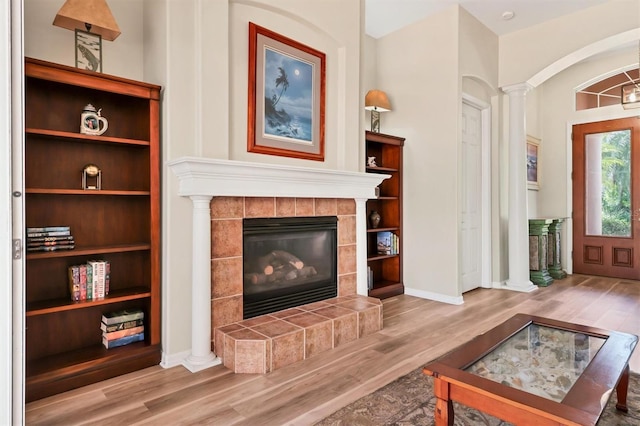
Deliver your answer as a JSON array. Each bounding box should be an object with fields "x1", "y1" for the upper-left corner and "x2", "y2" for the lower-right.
[{"x1": 168, "y1": 158, "x2": 389, "y2": 372}]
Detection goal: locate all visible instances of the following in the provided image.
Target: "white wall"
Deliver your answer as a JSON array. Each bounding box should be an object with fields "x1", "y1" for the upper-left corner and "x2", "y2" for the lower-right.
[
  {"x1": 24, "y1": 0, "x2": 144, "y2": 80},
  {"x1": 375, "y1": 6, "x2": 461, "y2": 300},
  {"x1": 538, "y1": 47, "x2": 639, "y2": 272},
  {"x1": 499, "y1": 0, "x2": 640, "y2": 87}
]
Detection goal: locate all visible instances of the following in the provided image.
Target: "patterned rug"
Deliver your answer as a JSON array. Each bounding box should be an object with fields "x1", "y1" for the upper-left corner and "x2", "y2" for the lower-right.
[{"x1": 315, "y1": 367, "x2": 640, "y2": 425}]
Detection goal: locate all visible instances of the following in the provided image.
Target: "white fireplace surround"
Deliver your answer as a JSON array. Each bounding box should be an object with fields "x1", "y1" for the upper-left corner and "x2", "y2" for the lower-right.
[{"x1": 168, "y1": 157, "x2": 388, "y2": 372}]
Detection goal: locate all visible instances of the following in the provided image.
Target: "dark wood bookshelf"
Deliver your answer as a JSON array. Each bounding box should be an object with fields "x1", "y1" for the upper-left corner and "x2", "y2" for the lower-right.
[
  {"x1": 24, "y1": 57, "x2": 161, "y2": 402},
  {"x1": 365, "y1": 131, "x2": 404, "y2": 299}
]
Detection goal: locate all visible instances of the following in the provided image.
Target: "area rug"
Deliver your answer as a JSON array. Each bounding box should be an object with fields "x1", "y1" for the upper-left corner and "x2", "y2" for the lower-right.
[{"x1": 315, "y1": 367, "x2": 640, "y2": 425}]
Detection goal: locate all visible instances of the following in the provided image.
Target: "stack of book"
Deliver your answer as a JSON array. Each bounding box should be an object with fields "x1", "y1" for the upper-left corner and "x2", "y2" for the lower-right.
[
  {"x1": 101, "y1": 308, "x2": 145, "y2": 349},
  {"x1": 26, "y1": 226, "x2": 75, "y2": 252},
  {"x1": 68, "y1": 260, "x2": 110, "y2": 302},
  {"x1": 376, "y1": 231, "x2": 400, "y2": 255}
]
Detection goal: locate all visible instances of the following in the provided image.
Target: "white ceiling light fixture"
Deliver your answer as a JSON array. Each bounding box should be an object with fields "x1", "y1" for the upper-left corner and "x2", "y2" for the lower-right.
[
  {"x1": 502, "y1": 11, "x2": 515, "y2": 20},
  {"x1": 621, "y1": 42, "x2": 640, "y2": 109}
]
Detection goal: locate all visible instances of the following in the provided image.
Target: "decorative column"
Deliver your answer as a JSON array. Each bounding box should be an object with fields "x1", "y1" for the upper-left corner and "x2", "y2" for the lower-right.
[
  {"x1": 355, "y1": 198, "x2": 369, "y2": 296},
  {"x1": 183, "y1": 195, "x2": 219, "y2": 372},
  {"x1": 502, "y1": 83, "x2": 537, "y2": 292},
  {"x1": 548, "y1": 218, "x2": 568, "y2": 279},
  {"x1": 528, "y1": 218, "x2": 554, "y2": 286}
]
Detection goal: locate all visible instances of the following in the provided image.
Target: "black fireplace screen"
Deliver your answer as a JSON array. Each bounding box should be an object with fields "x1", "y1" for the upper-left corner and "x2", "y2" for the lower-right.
[{"x1": 243, "y1": 216, "x2": 338, "y2": 319}]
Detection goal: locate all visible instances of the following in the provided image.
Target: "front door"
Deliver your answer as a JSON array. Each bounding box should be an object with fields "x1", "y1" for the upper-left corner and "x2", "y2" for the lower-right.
[{"x1": 572, "y1": 117, "x2": 640, "y2": 279}]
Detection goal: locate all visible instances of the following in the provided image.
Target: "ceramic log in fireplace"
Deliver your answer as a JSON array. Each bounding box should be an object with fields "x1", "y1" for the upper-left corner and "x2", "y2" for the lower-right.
[{"x1": 243, "y1": 216, "x2": 338, "y2": 319}]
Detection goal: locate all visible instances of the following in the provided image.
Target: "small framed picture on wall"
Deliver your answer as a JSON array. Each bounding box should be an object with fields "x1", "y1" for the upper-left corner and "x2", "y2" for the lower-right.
[
  {"x1": 75, "y1": 29, "x2": 102, "y2": 73},
  {"x1": 527, "y1": 135, "x2": 540, "y2": 190}
]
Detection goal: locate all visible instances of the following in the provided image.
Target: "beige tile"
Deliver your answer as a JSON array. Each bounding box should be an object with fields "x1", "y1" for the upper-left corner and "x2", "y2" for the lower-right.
[
  {"x1": 338, "y1": 244, "x2": 357, "y2": 275},
  {"x1": 283, "y1": 312, "x2": 334, "y2": 358},
  {"x1": 338, "y1": 215, "x2": 356, "y2": 245},
  {"x1": 214, "y1": 323, "x2": 245, "y2": 360},
  {"x1": 251, "y1": 320, "x2": 305, "y2": 371},
  {"x1": 315, "y1": 198, "x2": 337, "y2": 216},
  {"x1": 212, "y1": 257, "x2": 243, "y2": 298},
  {"x1": 212, "y1": 219, "x2": 242, "y2": 258},
  {"x1": 226, "y1": 328, "x2": 270, "y2": 374},
  {"x1": 337, "y1": 198, "x2": 356, "y2": 215},
  {"x1": 276, "y1": 198, "x2": 296, "y2": 217},
  {"x1": 358, "y1": 305, "x2": 382, "y2": 337},
  {"x1": 245, "y1": 197, "x2": 275, "y2": 217},
  {"x1": 304, "y1": 322, "x2": 333, "y2": 358},
  {"x1": 312, "y1": 305, "x2": 359, "y2": 347},
  {"x1": 211, "y1": 197, "x2": 243, "y2": 219},
  {"x1": 295, "y1": 198, "x2": 314, "y2": 216},
  {"x1": 270, "y1": 308, "x2": 306, "y2": 319},
  {"x1": 240, "y1": 314, "x2": 278, "y2": 328},
  {"x1": 212, "y1": 295, "x2": 243, "y2": 330},
  {"x1": 271, "y1": 330, "x2": 305, "y2": 370},
  {"x1": 338, "y1": 273, "x2": 357, "y2": 296},
  {"x1": 332, "y1": 314, "x2": 358, "y2": 347}
]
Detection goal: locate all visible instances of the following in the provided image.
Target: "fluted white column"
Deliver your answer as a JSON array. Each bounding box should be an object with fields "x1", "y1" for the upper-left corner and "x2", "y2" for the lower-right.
[
  {"x1": 502, "y1": 83, "x2": 537, "y2": 293},
  {"x1": 355, "y1": 198, "x2": 369, "y2": 295},
  {"x1": 183, "y1": 195, "x2": 220, "y2": 372}
]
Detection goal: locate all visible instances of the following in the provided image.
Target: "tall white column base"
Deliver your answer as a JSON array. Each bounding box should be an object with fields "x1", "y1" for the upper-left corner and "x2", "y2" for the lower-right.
[
  {"x1": 502, "y1": 83, "x2": 538, "y2": 295},
  {"x1": 182, "y1": 195, "x2": 220, "y2": 373}
]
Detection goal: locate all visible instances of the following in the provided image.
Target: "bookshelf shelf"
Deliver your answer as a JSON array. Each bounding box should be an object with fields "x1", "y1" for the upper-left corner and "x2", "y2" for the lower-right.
[
  {"x1": 26, "y1": 188, "x2": 151, "y2": 195},
  {"x1": 25, "y1": 128, "x2": 151, "y2": 146},
  {"x1": 24, "y1": 57, "x2": 161, "y2": 402},
  {"x1": 26, "y1": 243, "x2": 151, "y2": 260},
  {"x1": 365, "y1": 131, "x2": 404, "y2": 299},
  {"x1": 26, "y1": 287, "x2": 152, "y2": 316}
]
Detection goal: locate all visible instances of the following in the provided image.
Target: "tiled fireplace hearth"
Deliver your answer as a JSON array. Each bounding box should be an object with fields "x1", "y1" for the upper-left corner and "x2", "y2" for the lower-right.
[{"x1": 168, "y1": 158, "x2": 388, "y2": 373}]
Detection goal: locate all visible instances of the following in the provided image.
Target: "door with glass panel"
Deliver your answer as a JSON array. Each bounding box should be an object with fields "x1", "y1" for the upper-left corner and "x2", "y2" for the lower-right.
[{"x1": 573, "y1": 118, "x2": 640, "y2": 279}]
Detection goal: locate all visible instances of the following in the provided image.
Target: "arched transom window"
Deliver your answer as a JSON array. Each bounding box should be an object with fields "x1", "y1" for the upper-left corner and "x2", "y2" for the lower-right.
[{"x1": 576, "y1": 68, "x2": 639, "y2": 110}]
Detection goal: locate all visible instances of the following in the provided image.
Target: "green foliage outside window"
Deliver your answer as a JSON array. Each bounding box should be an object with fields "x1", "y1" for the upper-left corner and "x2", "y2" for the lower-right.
[{"x1": 601, "y1": 130, "x2": 631, "y2": 236}]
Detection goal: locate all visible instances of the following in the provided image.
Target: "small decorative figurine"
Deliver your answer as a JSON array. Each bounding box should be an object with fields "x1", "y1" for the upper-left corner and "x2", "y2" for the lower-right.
[
  {"x1": 367, "y1": 156, "x2": 377, "y2": 167},
  {"x1": 80, "y1": 104, "x2": 108, "y2": 136},
  {"x1": 82, "y1": 163, "x2": 101, "y2": 190},
  {"x1": 369, "y1": 210, "x2": 381, "y2": 228}
]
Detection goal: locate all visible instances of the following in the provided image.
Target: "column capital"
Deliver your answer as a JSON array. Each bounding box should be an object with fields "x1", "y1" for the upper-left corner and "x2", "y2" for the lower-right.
[{"x1": 501, "y1": 82, "x2": 533, "y2": 95}]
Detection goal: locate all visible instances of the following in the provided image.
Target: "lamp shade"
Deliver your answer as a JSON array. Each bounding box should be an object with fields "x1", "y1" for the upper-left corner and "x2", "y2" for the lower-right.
[
  {"x1": 365, "y1": 90, "x2": 391, "y2": 112},
  {"x1": 53, "y1": 0, "x2": 121, "y2": 41}
]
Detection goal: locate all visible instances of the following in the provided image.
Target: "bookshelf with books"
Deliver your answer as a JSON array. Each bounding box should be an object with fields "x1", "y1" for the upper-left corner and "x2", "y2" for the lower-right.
[
  {"x1": 24, "y1": 58, "x2": 161, "y2": 402},
  {"x1": 365, "y1": 131, "x2": 404, "y2": 298}
]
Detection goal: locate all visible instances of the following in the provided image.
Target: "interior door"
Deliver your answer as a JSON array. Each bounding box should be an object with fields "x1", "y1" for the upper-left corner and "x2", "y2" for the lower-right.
[
  {"x1": 572, "y1": 117, "x2": 640, "y2": 279},
  {"x1": 461, "y1": 101, "x2": 482, "y2": 292}
]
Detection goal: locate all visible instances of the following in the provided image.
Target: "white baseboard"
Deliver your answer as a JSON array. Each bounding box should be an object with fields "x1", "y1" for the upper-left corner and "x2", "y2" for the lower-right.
[
  {"x1": 404, "y1": 286, "x2": 464, "y2": 305},
  {"x1": 160, "y1": 349, "x2": 191, "y2": 369}
]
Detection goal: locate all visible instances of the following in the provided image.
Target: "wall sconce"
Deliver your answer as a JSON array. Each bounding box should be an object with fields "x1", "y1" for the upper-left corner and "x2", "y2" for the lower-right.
[
  {"x1": 621, "y1": 82, "x2": 640, "y2": 109},
  {"x1": 365, "y1": 90, "x2": 391, "y2": 133},
  {"x1": 621, "y1": 42, "x2": 640, "y2": 110},
  {"x1": 53, "y1": 0, "x2": 121, "y2": 72}
]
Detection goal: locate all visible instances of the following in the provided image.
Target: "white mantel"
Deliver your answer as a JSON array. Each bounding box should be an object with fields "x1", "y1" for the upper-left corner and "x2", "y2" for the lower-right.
[{"x1": 167, "y1": 157, "x2": 388, "y2": 372}]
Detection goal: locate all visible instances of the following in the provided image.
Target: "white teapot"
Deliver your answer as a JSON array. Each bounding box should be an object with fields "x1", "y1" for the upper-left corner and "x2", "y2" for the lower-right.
[{"x1": 80, "y1": 104, "x2": 108, "y2": 136}]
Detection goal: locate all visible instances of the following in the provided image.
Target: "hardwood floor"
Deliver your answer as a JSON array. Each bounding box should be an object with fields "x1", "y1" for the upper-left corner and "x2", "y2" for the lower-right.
[{"x1": 25, "y1": 274, "x2": 640, "y2": 425}]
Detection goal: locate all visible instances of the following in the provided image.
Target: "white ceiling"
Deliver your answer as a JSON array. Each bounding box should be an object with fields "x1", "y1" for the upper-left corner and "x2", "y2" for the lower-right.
[{"x1": 365, "y1": 0, "x2": 611, "y2": 38}]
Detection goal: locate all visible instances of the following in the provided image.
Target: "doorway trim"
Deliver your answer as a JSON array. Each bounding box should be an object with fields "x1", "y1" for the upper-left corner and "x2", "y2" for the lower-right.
[
  {"x1": 461, "y1": 93, "x2": 492, "y2": 293},
  {"x1": 564, "y1": 107, "x2": 640, "y2": 275}
]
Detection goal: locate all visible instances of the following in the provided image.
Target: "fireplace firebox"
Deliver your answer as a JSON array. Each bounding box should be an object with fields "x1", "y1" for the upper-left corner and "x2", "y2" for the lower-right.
[{"x1": 243, "y1": 216, "x2": 338, "y2": 319}]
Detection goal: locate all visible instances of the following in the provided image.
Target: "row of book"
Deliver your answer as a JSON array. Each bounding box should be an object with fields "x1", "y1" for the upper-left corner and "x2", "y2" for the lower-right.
[
  {"x1": 367, "y1": 266, "x2": 374, "y2": 290},
  {"x1": 26, "y1": 226, "x2": 75, "y2": 252},
  {"x1": 101, "y1": 308, "x2": 145, "y2": 349},
  {"x1": 376, "y1": 231, "x2": 400, "y2": 255},
  {"x1": 68, "y1": 260, "x2": 110, "y2": 302}
]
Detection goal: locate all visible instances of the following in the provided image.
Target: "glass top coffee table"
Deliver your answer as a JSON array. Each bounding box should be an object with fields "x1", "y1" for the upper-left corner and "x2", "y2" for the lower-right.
[{"x1": 423, "y1": 314, "x2": 638, "y2": 425}]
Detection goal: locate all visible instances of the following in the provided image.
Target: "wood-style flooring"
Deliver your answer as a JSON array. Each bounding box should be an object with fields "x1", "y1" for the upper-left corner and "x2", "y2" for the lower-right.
[{"x1": 25, "y1": 274, "x2": 640, "y2": 425}]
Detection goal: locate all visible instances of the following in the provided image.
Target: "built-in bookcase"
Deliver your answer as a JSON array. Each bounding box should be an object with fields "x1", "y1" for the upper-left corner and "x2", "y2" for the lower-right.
[
  {"x1": 24, "y1": 58, "x2": 161, "y2": 402},
  {"x1": 365, "y1": 131, "x2": 404, "y2": 298}
]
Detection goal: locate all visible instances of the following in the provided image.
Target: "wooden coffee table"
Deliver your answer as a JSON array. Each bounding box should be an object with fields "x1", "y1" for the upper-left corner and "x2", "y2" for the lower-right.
[{"x1": 423, "y1": 314, "x2": 638, "y2": 425}]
